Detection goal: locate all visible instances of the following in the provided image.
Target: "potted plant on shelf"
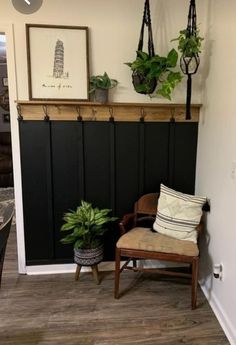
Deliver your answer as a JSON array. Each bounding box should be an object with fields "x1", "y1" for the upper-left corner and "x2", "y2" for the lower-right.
[
  {"x1": 89, "y1": 72, "x2": 118, "y2": 103},
  {"x1": 60, "y1": 200, "x2": 117, "y2": 267},
  {"x1": 125, "y1": 48, "x2": 182, "y2": 100}
]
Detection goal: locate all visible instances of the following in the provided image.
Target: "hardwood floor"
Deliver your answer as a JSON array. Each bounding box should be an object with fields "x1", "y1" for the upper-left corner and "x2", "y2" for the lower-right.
[{"x1": 0, "y1": 226, "x2": 230, "y2": 345}]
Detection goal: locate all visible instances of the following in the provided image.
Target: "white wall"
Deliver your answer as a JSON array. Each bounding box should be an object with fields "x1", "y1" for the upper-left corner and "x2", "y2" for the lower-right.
[
  {"x1": 196, "y1": 1, "x2": 236, "y2": 344},
  {"x1": 0, "y1": 0, "x2": 208, "y2": 103}
]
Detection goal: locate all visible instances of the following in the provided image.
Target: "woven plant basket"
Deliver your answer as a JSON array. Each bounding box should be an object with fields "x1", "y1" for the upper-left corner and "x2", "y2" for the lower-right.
[{"x1": 74, "y1": 245, "x2": 104, "y2": 266}]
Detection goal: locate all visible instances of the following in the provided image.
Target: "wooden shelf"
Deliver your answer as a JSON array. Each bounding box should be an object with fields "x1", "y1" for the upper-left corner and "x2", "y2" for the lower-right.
[{"x1": 16, "y1": 101, "x2": 201, "y2": 122}]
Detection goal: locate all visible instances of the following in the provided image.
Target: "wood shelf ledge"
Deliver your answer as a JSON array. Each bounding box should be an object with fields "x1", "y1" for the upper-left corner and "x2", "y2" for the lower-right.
[{"x1": 15, "y1": 100, "x2": 201, "y2": 122}]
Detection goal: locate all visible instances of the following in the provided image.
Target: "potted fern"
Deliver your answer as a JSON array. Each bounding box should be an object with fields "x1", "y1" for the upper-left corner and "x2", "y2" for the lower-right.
[
  {"x1": 89, "y1": 72, "x2": 118, "y2": 103},
  {"x1": 60, "y1": 200, "x2": 117, "y2": 266},
  {"x1": 125, "y1": 49, "x2": 182, "y2": 100}
]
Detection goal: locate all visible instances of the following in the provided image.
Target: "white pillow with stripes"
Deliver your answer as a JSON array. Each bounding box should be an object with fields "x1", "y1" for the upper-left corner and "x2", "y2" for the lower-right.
[{"x1": 153, "y1": 184, "x2": 206, "y2": 243}]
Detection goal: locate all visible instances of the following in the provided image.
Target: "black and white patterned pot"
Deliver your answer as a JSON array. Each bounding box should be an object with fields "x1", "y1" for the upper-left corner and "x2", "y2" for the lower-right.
[{"x1": 74, "y1": 245, "x2": 104, "y2": 266}]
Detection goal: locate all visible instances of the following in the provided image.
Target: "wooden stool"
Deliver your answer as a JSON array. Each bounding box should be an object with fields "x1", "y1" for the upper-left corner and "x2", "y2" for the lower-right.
[{"x1": 75, "y1": 264, "x2": 100, "y2": 285}]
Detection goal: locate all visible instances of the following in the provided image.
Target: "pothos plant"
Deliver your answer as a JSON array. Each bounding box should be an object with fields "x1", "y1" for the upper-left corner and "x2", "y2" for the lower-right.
[
  {"x1": 125, "y1": 48, "x2": 182, "y2": 100},
  {"x1": 60, "y1": 200, "x2": 117, "y2": 250},
  {"x1": 172, "y1": 28, "x2": 204, "y2": 57},
  {"x1": 89, "y1": 72, "x2": 118, "y2": 93},
  {"x1": 172, "y1": 29, "x2": 204, "y2": 57}
]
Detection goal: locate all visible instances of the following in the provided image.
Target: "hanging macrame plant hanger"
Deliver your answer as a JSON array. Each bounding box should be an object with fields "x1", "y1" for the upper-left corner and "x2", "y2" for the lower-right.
[
  {"x1": 132, "y1": 0, "x2": 157, "y2": 94},
  {"x1": 180, "y1": 0, "x2": 200, "y2": 120}
]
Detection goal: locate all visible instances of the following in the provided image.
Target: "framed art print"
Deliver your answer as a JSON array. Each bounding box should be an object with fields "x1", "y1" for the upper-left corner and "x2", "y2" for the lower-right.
[{"x1": 26, "y1": 24, "x2": 89, "y2": 101}]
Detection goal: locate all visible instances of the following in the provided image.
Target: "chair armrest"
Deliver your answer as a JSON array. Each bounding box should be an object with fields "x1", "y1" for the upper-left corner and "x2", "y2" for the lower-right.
[{"x1": 119, "y1": 213, "x2": 135, "y2": 236}]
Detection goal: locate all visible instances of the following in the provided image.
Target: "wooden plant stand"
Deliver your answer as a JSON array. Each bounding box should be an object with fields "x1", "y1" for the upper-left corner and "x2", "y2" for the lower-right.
[{"x1": 75, "y1": 264, "x2": 100, "y2": 285}]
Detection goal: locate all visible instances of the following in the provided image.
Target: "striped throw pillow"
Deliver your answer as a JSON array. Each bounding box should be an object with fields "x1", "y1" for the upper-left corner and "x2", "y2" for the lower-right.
[{"x1": 153, "y1": 184, "x2": 206, "y2": 243}]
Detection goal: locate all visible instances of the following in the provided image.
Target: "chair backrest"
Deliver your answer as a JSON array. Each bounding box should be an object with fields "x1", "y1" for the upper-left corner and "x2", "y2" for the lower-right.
[
  {"x1": 134, "y1": 193, "x2": 158, "y2": 215},
  {"x1": 0, "y1": 203, "x2": 14, "y2": 253},
  {"x1": 134, "y1": 193, "x2": 159, "y2": 226}
]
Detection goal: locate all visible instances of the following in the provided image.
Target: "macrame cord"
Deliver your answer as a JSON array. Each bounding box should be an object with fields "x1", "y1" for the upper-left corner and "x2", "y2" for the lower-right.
[
  {"x1": 180, "y1": 0, "x2": 200, "y2": 120},
  {"x1": 132, "y1": 0, "x2": 157, "y2": 94},
  {"x1": 138, "y1": 0, "x2": 155, "y2": 57}
]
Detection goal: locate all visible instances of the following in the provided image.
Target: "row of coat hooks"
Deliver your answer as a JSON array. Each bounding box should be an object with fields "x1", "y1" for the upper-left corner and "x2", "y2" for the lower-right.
[{"x1": 16, "y1": 104, "x2": 178, "y2": 123}]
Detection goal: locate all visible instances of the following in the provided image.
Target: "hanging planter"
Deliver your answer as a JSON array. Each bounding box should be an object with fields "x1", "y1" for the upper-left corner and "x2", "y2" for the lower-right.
[
  {"x1": 132, "y1": 69, "x2": 157, "y2": 95},
  {"x1": 172, "y1": 0, "x2": 204, "y2": 119},
  {"x1": 131, "y1": 0, "x2": 157, "y2": 94},
  {"x1": 125, "y1": 0, "x2": 182, "y2": 100},
  {"x1": 126, "y1": 50, "x2": 182, "y2": 100}
]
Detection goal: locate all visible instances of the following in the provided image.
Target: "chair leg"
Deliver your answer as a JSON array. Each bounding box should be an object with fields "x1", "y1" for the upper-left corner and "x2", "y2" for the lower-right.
[
  {"x1": 191, "y1": 257, "x2": 199, "y2": 310},
  {"x1": 114, "y1": 247, "x2": 121, "y2": 299}
]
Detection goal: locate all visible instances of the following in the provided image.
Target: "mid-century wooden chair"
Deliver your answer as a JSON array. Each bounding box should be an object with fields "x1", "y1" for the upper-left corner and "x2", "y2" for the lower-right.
[
  {"x1": 0, "y1": 203, "x2": 14, "y2": 287},
  {"x1": 114, "y1": 193, "x2": 204, "y2": 309}
]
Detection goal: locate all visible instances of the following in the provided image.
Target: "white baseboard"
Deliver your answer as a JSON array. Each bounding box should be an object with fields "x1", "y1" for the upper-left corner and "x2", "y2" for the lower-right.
[
  {"x1": 200, "y1": 283, "x2": 236, "y2": 345},
  {"x1": 25, "y1": 260, "x2": 184, "y2": 275},
  {"x1": 26, "y1": 261, "x2": 116, "y2": 275}
]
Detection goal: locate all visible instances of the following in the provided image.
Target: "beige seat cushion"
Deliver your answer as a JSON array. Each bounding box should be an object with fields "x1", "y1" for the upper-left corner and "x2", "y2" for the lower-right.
[{"x1": 116, "y1": 227, "x2": 199, "y2": 257}]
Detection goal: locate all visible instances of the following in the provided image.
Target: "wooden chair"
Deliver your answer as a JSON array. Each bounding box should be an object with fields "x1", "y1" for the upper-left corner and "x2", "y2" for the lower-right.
[
  {"x1": 0, "y1": 203, "x2": 14, "y2": 287},
  {"x1": 114, "y1": 193, "x2": 204, "y2": 309}
]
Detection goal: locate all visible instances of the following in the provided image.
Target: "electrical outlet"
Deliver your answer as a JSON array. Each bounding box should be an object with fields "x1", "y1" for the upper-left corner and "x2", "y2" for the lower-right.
[{"x1": 213, "y1": 263, "x2": 223, "y2": 281}]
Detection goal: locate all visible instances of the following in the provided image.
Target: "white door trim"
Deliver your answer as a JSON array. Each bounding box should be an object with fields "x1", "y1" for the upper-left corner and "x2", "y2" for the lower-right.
[{"x1": 0, "y1": 22, "x2": 26, "y2": 273}]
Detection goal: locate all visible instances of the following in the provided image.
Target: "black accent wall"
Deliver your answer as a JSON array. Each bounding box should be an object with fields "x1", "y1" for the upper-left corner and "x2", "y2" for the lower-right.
[{"x1": 19, "y1": 120, "x2": 198, "y2": 265}]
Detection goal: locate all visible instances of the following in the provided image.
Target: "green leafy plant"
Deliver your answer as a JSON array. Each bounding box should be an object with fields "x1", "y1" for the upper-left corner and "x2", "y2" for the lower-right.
[
  {"x1": 60, "y1": 200, "x2": 117, "y2": 250},
  {"x1": 172, "y1": 28, "x2": 204, "y2": 57},
  {"x1": 89, "y1": 72, "x2": 118, "y2": 93},
  {"x1": 125, "y1": 49, "x2": 182, "y2": 100}
]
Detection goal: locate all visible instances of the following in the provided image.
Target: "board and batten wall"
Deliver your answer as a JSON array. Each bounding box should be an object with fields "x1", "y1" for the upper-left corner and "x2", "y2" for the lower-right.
[{"x1": 1, "y1": 1, "x2": 235, "y2": 344}]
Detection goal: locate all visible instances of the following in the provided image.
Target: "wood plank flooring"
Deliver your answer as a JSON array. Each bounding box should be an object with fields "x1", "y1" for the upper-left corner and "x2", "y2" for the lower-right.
[{"x1": 0, "y1": 226, "x2": 230, "y2": 345}]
